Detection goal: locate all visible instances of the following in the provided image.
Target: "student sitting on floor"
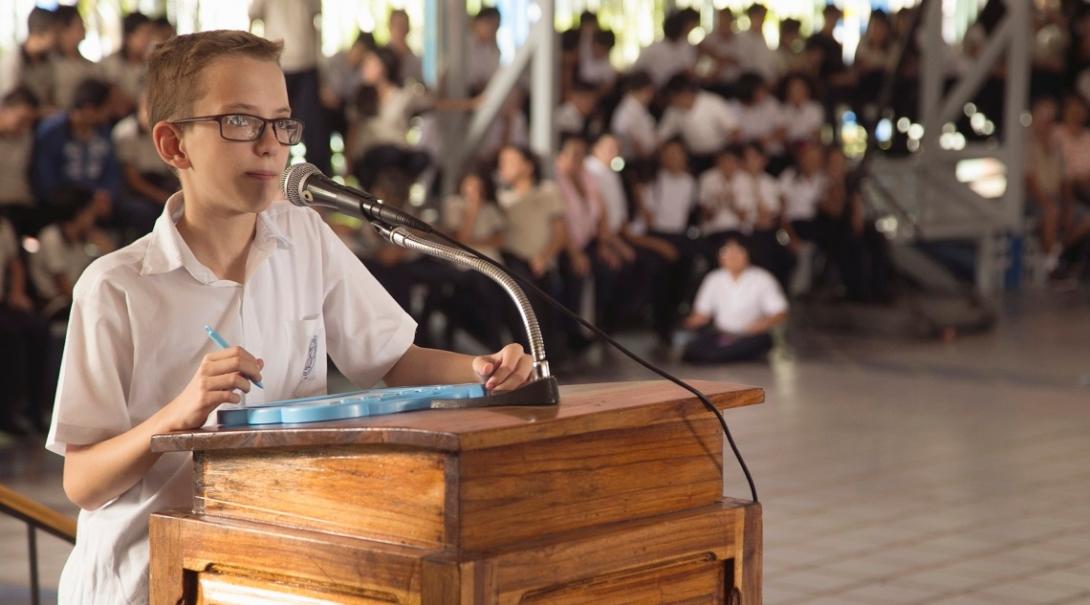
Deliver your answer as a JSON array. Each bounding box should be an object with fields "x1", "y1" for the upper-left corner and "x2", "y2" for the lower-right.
[{"x1": 682, "y1": 237, "x2": 787, "y2": 364}]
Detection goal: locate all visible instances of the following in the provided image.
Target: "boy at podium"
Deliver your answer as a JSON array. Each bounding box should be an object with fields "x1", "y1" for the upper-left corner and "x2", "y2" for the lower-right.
[{"x1": 45, "y1": 30, "x2": 532, "y2": 604}]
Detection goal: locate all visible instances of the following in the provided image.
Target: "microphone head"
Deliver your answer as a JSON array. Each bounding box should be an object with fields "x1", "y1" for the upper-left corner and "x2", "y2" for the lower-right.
[{"x1": 281, "y1": 162, "x2": 322, "y2": 207}]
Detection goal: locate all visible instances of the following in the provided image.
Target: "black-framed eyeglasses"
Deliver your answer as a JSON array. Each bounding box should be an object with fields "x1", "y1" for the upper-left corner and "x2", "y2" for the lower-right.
[{"x1": 170, "y1": 113, "x2": 305, "y2": 145}]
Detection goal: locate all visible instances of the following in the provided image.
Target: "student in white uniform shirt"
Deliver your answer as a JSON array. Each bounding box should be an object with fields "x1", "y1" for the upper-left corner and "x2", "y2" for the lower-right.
[
  {"x1": 632, "y1": 11, "x2": 697, "y2": 87},
  {"x1": 658, "y1": 74, "x2": 740, "y2": 173},
  {"x1": 45, "y1": 31, "x2": 534, "y2": 605},
  {"x1": 554, "y1": 80, "x2": 599, "y2": 137},
  {"x1": 733, "y1": 72, "x2": 787, "y2": 172},
  {"x1": 609, "y1": 71, "x2": 658, "y2": 163},
  {"x1": 732, "y1": 143, "x2": 792, "y2": 287},
  {"x1": 0, "y1": 215, "x2": 51, "y2": 435},
  {"x1": 644, "y1": 138, "x2": 698, "y2": 349},
  {"x1": 29, "y1": 186, "x2": 115, "y2": 320},
  {"x1": 780, "y1": 74, "x2": 825, "y2": 146},
  {"x1": 733, "y1": 4, "x2": 778, "y2": 84},
  {"x1": 697, "y1": 145, "x2": 747, "y2": 263},
  {"x1": 682, "y1": 237, "x2": 787, "y2": 364},
  {"x1": 697, "y1": 8, "x2": 744, "y2": 94}
]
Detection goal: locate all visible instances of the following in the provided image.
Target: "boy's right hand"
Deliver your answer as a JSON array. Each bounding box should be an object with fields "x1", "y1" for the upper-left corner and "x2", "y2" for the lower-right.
[{"x1": 164, "y1": 347, "x2": 263, "y2": 432}]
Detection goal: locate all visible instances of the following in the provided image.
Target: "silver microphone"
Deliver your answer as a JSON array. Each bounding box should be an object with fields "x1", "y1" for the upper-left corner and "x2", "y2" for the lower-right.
[{"x1": 280, "y1": 163, "x2": 429, "y2": 231}]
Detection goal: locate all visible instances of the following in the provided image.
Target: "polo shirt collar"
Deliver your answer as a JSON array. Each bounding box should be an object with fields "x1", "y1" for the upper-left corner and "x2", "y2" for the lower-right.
[{"x1": 140, "y1": 193, "x2": 293, "y2": 281}]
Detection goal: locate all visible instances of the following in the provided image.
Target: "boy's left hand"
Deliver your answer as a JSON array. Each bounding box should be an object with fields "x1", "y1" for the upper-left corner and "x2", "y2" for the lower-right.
[{"x1": 473, "y1": 343, "x2": 534, "y2": 392}]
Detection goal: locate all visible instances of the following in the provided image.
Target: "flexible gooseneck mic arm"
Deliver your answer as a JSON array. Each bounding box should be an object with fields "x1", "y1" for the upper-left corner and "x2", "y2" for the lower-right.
[{"x1": 372, "y1": 223, "x2": 552, "y2": 382}]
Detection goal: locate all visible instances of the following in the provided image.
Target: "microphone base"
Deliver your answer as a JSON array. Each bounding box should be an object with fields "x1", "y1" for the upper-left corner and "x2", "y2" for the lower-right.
[{"x1": 430, "y1": 377, "x2": 560, "y2": 409}]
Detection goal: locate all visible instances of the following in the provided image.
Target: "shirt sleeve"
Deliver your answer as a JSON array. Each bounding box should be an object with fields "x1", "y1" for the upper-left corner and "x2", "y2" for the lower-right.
[
  {"x1": 46, "y1": 271, "x2": 135, "y2": 455},
  {"x1": 692, "y1": 272, "x2": 718, "y2": 317},
  {"x1": 713, "y1": 97, "x2": 739, "y2": 134},
  {"x1": 317, "y1": 215, "x2": 417, "y2": 388},
  {"x1": 657, "y1": 108, "x2": 683, "y2": 144},
  {"x1": 39, "y1": 228, "x2": 70, "y2": 275},
  {"x1": 758, "y1": 273, "x2": 788, "y2": 317},
  {"x1": 698, "y1": 171, "x2": 716, "y2": 207}
]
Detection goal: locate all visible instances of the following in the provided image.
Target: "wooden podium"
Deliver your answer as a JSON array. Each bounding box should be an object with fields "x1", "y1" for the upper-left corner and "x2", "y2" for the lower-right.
[{"x1": 148, "y1": 380, "x2": 763, "y2": 604}]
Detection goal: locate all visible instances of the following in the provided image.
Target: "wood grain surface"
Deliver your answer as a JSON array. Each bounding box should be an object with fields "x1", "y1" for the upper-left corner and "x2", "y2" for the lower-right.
[{"x1": 151, "y1": 380, "x2": 763, "y2": 454}]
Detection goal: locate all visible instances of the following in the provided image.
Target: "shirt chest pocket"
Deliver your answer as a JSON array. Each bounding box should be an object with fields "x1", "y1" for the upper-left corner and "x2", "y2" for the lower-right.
[{"x1": 281, "y1": 316, "x2": 326, "y2": 398}]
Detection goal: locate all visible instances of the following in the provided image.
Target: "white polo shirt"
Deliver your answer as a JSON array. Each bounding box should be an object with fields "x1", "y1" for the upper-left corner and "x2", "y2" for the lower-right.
[
  {"x1": 584, "y1": 156, "x2": 628, "y2": 234},
  {"x1": 779, "y1": 168, "x2": 827, "y2": 222},
  {"x1": 693, "y1": 266, "x2": 788, "y2": 335},
  {"x1": 698, "y1": 168, "x2": 744, "y2": 233},
  {"x1": 646, "y1": 171, "x2": 696, "y2": 234},
  {"x1": 731, "y1": 171, "x2": 781, "y2": 231},
  {"x1": 45, "y1": 193, "x2": 416, "y2": 604},
  {"x1": 658, "y1": 92, "x2": 739, "y2": 155},
  {"x1": 610, "y1": 95, "x2": 657, "y2": 159}
]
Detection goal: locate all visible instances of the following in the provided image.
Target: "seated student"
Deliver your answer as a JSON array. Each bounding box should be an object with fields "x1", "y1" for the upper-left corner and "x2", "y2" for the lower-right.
[
  {"x1": 780, "y1": 74, "x2": 825, "y2": 146},
  {"x1": 112, "y1": 92, "x2": 179, "y2": 238},
  {"x1": 579, "y1": 29, "x2": 617, "y2": 91},
  {"x1": 609, "y1": 71, "x2": 657, "y2": 163},
  {"x1": 633, "y1": 11, "x2": 697, "y2": 87},
  {"x1": 31, "y1": 78, "x2": 121, "y2": 214},
  {"x1": 554, "y1": 132, "x2": 609, "y2": 354},
  {"x1": 0, "y1": 7, "x2": 58, "y2": 110},
  {"x1": 682, "y1": 237, "x2": 787, "y2": 364},
  {"x1": 440, "y1": 170, "x2": 510, "y2": 351},
  {"x1": 100, "y1": 12, "x2": 155, "y2": 118},
  {"x1": 733, "y1": 142, "x2": 791, "y2": 288},
  {"x1": 555, "y1": 80, "x2": 600, "y2": 138},
  {"x1": 658, "y1": 74, "x2": 740, "y2": 174},
  {"x1": 495, "y1": 144, "x2": 568, "y2": 356},
  {"x1": 583, "y1": 133, "x2": 643, "y2": 330},
  {"x1": 0, "y1": 87, "x2": 44, "y2": 235},
  {"x1": 698, "y1": 145, "x2": 746, "y2": 264},
  {"x1": 779, "y1": 143, "x2": 829, "y2": 249},
  {"x1": 733, "y1": 72, "x2": 786, "y2": 172},
  {"x1": 29, "y1": 186, "x2": 115, "y2": 320},
  {"x1": 45, "y1": 31, "x2": 533, "y2": 605},
  {"x1": 641, "y1": 137, "x2": 698, "y2": 350},
  {"x1": 51, "y1": 5, "x2": 103, "y2": 112},
  {"x1": 0, "y1": 215, "x2": 51, "y2": 434}
]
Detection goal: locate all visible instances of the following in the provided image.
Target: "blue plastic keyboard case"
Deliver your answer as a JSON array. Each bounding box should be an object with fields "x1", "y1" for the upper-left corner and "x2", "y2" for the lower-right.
[{"x1": 217, "y1": 383, "x2": 487, "y2": 427}]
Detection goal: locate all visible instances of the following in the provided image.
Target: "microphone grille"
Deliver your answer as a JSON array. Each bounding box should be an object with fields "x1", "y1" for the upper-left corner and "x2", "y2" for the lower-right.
[{"x1": 281, "y1": 162, "x2": 321, "y2": 206}]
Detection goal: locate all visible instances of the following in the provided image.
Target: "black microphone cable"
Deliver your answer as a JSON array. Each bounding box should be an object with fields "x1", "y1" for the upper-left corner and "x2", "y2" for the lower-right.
[{"x1": 381, "y1": 219, "x2": 759, "y2": 504}]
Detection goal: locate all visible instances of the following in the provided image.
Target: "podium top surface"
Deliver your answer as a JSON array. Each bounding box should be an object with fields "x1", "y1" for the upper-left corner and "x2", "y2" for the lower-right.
[{"x1": 150, "y1": 379, "x2": 763, "y2": 454}]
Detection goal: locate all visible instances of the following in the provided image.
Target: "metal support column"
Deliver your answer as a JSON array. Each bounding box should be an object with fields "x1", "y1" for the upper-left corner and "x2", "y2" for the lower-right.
[
  {"x1": 1001, "y1": 0, "x2": 1029, "y2": 227},
  {"x1": 438, "y1": 0, "x2": 469, "y2": 196},
  {"x1": 530, "y1": 0, "x2": 557, "y2": 165}
]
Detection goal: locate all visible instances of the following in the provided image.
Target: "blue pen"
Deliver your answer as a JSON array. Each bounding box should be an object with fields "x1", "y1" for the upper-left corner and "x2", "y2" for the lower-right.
[{"x1": 203, "y1": 324, "x2": 264, "y2": 389}]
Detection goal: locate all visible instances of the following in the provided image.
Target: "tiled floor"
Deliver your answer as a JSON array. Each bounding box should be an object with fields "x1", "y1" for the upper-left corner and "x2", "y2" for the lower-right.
[{"x1": 2, "y1": 289, "x2": 1089, "y2": 604}]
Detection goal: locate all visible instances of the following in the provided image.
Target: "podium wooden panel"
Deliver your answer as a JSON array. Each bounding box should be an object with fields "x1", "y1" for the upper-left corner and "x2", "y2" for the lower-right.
[{"x1": 149, "y1": 380, "x2": 763, "y2": 604}]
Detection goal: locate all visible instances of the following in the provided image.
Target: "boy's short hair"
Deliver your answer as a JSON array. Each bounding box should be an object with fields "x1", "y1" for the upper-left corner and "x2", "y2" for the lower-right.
[
  {"x1": 145, "y1": 30, "x2": 283, "y2": 128},
  {"x1": 370, "y1": 46, "x2": 403, "y2": 86},
  {"x1": 716, "y1": 144, "x2": 741, "y2": 160},
  {"x1": 475, "y1": 7, "x2": 501, "y2": 22},
  {"x1": 741, "y1": 141, "x2": 765, "y2": 158},
  {"x1": 54, "y1": 5, "x2": 82, "y2": 27},
  {"x1": 665, "y1": 73, "x2": 698, "y2": 96},
  {"x1": 122, "y1": 12, "x2": 150, "y2": 37},
  {"x1": 2, "y1": 86, "x2": 40, "y2": 109},
  {"x1": 505, "y1": 145, "x2": 541, "y2": 184},
  {"x1": 71, "y1": 78, "x2": 112, "y2": 110},
  {"x1": 592, "y1": 29, "x2": 614, "y2": 49},
  {"x1": 623, "y1": 70, "x2": 654, "y2": 94},
  {"x1": 27, "y1": 7, "x2": 57, "y2": 35}
]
